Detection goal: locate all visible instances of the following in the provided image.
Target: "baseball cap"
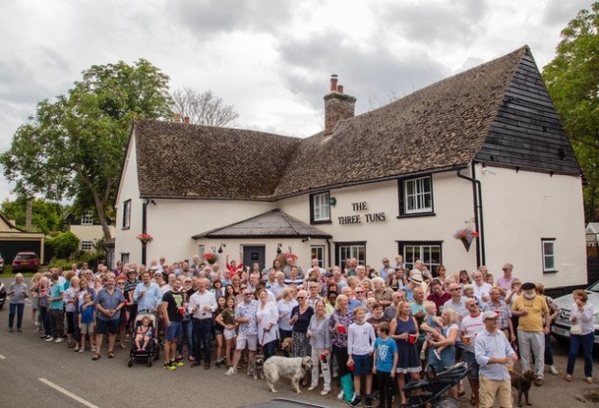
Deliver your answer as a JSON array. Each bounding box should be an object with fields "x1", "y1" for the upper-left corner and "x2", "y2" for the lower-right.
[{"x1": 483, "y1": 310, "x2": 499, "y2": 320}]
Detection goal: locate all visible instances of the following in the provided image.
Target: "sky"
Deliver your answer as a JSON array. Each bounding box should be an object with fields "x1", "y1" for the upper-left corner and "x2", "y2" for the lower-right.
[{"x1": 0, "y1": 0, "x2": 592, "y2": 202}]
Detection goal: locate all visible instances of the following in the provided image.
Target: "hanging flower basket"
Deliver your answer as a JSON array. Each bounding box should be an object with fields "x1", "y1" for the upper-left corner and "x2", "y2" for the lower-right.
[
  {"x1": 276, "y1": 252, "x2": 298, "y2": 265},
  {"x1": 136, "y1": 233, "x2": 153, "y2": 244},
  {"x1": 202, "y1": 252, "x2": 218, "y2": 265},
  {"x1": 453, "y1": 227, "x2": 479, "y2": 252}
]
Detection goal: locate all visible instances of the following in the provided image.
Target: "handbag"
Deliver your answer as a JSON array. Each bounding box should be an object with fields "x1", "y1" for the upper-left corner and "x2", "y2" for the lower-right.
[{"x1": 570, "y1": 324, "x2": 582, "y2": 335}]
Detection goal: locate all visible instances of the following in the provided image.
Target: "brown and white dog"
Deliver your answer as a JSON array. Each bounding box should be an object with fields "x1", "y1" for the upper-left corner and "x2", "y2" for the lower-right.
[
  {"x1": 263, "y1": 356, "x2": 313, "y2": 393},
  {"x1": 510, "y1": 369, "x2": 535, "y2": 406}
]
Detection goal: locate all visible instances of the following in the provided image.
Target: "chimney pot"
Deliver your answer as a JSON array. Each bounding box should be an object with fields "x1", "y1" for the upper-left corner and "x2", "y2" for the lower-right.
[
  {"x1": 324, "y1": 76, "x2": 356, "y2": 135},
  {"x1": 330, "y1": 74, "x2": 338, "y2": 92},
  {"x1": 184, "y1": 116, "x2": 190, "y2": 124}
]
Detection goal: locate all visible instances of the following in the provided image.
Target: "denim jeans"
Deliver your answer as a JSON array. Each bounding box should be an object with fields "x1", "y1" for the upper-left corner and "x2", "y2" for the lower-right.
[
  {"x1": 8, "y1": 303, "x2": 24, "y2": 329},
  {"x1": 40, "y1": 307, "x2": 51, "y2": 335},
  {"x1": 192, "y1": 318, "x2": 212, "y2": 364},
  {"x1": 178, "y1": 319, "x2": 194, "y2": 357},
  {"x1": 566, "y1": 332, "x2": 594, "y2": 377}
]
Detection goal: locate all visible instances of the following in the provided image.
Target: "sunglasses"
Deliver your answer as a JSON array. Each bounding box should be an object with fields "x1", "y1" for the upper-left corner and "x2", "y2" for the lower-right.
[
  {"x1": 355, "y1": 291, "x2": 363, "y2": 294},
  {"x1": 468, "y1": 303, "x2": 479, "y2": 307},
  {"x1": 450, "y1": 288, "x2": 461, "y2": 291},
  {"x1": 296, "y1": 296, "x2": 306, "y2": 299}
]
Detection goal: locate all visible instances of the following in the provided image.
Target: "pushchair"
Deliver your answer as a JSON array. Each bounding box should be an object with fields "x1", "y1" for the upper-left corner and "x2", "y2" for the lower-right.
[
  {"x1": 127, "y1": 312, "x2": 160, "y2": 367},
  {"x1": 401, "y1": 362, "x2": 470, "y2": 408}
]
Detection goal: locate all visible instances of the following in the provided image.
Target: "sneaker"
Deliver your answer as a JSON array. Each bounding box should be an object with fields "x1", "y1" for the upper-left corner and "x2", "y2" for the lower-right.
[
  {"x1": 308, "y1": 385, "x2": 317, "y2": 391},
  {"x1": 225, "y1": 367, "x2": 237, "y2": 376},
  {"x1": 420, "y1": 348, "x2": 426, "y2": 360},
  {"x1": 337, "y1": 389, "x2": 345, "y2": 400},
  {"x1": 321, "y1": 388, "x2": 330, "y2": 396},
  {"x1": 433, "y1": 349, "x2": 441, "y2": 360},
  {"x1": 45, "y1": 337, "x2": 55, "y2": 342},
  {"x1": 55, "y1": 338, "x2": 64, "y2": 343},
  {"x1": 349, "y1": 395, "x2": 361, "y2": 407},
  {"x1": 173, "y1": 360, "x2": 184, "y2": 367},
  {"x1": 534, "y1": 376, "x2": 543, "y2": 386},
  {"x1": 164, "y1": 362, "x2": 176, "y2": 371},
  {"x1": 79, "y1": 348, "x2": 85, "y2": 353},
  {"x1": 8, "y1": 328, "x2": 13, "y2": 333},
  {"x1": 549, "y1": 365, "x2": 559, "y2": 375}
]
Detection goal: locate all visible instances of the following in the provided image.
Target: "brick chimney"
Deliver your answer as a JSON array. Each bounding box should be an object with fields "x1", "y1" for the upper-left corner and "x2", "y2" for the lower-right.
[{"x1": 324, "y1": 74, "x2": 356, "y2": 135}]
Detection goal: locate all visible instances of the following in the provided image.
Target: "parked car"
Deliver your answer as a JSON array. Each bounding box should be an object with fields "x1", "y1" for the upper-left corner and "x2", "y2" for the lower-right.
[
  {"x1": 11, "y1": 252, "x2": 40, "y2": 273},
  {"x1": 551, "y1": 280, "x2": 599, "y2": 345},
  {"x1": 0, "y1": 252, "x2": 4, "y2": 272}
]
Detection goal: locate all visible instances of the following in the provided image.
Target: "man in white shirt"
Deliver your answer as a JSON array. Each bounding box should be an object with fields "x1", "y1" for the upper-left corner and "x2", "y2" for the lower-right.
[{"x1": 188, "y1": 278, "x2": 217, "y2": 369}]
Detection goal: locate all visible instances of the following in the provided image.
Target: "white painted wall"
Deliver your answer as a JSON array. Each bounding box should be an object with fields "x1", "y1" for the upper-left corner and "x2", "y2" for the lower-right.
[
  {"x1": 115, "y1": 132, "x2": 143, "y2": 263},
  {"x1": 476, "y1": 163, "x2": 586, "y2": 286},
  {"x1": 143, "y1": 199, "x2": 275, "y2": 263}
]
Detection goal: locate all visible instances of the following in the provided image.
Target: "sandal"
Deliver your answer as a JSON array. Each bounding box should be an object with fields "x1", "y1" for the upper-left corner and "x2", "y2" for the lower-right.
[
  {"x1": 108, "y1": 351, "x2": 115, "y2": 358},
  {"x1": 92, "y1": 353, "x2": 101, "y2": 361},
  {"x1": 119, "y1": 344, "x2": 127, "y2": 349}
]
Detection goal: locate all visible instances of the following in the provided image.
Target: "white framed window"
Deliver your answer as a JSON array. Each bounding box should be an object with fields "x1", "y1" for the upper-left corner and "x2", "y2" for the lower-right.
[
  {"x1": 336, "y1": 243, "x2": 366, "y2": 268},
  {"x1": 120, "y1": 253, "x2": 130, "y2": 264},
  {"x1": 311, "y1": 245, "x2": 325, "y2": 267},
  {"x1": 542, "y1": 238, "x2": 556, "y2": 273},
  {"x1": 81, "y1": 241, "x2": 93, "y2": 252},
  {"x1": 122, "y1": 200, "x2": 131, "y2": 229},
  {"x1": 311, "y1": 192, "x2": 331, "y2": 223},
  {"x1": 399, "y1": 241, "x2": 442, "y2": 271},
  {"x1": 400, "y1": 176, "x2": 433, "y2": 215},
  {"x1": 81, "y1": 214, "x2": 93, "y2": 226}
]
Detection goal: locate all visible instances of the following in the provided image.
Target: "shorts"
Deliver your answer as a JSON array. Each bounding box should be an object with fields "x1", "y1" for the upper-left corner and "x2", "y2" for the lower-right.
[
  {"x1": 80, "y1": 322, "x2": 94, "y2": 334},
  {"x1": 462, "y1": 350, "x2": 479, "y2": 379},
  {"x1": 236, "y1": 333, "x2": 257, "y2": 351},
  {"x1": 96, "y1": 319, "x2": 119, "y2": 335},
  {"x1": 224, "y1": 328, "x2": 236, "y2": 340},
  {"x1": 214, "y1": 326, "x2": 224, "y2": 335},
  {"x1": 352, "y1": 353, "x2": 373, "y2": 376},
  {"x1": 165, "y1": 321, "x2": 182, "y2": 341}
]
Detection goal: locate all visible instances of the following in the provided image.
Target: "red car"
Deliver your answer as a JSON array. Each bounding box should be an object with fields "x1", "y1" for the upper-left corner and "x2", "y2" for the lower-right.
[{"x1": 12, "y1": 252, "x2": 40, "y2": 273}]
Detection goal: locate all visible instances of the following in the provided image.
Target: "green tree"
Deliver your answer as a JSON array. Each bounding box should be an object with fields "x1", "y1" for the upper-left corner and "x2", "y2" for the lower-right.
[
  {"x1": 0, "y1": 59, "x2": 172, "y2": 240},
  {"x1": 543, "y1": 2, "x2": 599, "y2": 221},
  {"x1": 47, "y1": 231, "x2": 80, "y2": 259},
  {"x1": 0, "y1": 197, "x2": 66, "y2": 235}
]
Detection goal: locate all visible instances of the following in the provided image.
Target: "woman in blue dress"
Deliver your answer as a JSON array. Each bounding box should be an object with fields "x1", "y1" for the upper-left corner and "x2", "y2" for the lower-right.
[{"x1": 389, "y1": 301, "x2": 421, "y2": 406}]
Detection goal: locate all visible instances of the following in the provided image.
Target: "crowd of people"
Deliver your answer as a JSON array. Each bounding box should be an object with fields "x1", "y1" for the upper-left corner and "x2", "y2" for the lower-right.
[{"x1": 5, "y1": 255, "x2": 595, "y2": 408}]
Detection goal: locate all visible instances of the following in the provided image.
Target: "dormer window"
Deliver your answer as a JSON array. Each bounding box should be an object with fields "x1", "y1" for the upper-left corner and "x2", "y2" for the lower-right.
[{"x1": 81, "y1": 214, "x2": 93, "y2": 226}]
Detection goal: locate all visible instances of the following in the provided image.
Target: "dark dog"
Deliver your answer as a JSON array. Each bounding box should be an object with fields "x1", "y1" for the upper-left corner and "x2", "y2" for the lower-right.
[
  {"x1": 511, "y1": 369, "x2": 535, "y2": 406},
  {"x1": 248, "y1": 353, "x2": 265, "y2": 379}
]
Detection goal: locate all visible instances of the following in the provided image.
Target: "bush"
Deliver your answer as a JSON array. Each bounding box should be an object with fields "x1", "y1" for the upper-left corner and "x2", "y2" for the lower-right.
[{"x1": 47, "y1": 231, "x2": 79, "y2": 259}]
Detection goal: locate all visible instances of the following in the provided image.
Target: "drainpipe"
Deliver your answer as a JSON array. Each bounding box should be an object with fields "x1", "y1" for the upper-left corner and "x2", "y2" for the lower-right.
[
  {"x1": 457, "y1": 163, "x2": 486, "y2": 266},
  {"x1": 326, "y1": 238, "x2": 332, "y2": 269},
  {"x1": 141, "y1": 200, "x2": 148, "y2": 265}
]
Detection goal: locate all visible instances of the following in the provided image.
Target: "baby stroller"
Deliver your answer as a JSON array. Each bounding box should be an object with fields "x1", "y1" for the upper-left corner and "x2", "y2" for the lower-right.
[
  {"x1": 401, "y1": 362, "x2": 470, "y2": 408},
  {"x1": 127, "y1": 312, "x2": 159, "y2": 367}
]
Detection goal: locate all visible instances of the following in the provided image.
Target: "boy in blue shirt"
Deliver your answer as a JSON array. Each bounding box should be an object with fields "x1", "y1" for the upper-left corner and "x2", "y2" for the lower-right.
[{"x1": 373, "y1": 322, "x2": 398, "y2": 408}]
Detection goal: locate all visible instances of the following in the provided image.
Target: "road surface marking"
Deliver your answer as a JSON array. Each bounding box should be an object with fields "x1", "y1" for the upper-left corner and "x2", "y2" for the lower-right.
[{"x1": 39, "y1": 378, "x2": 99, "y2": 408}]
